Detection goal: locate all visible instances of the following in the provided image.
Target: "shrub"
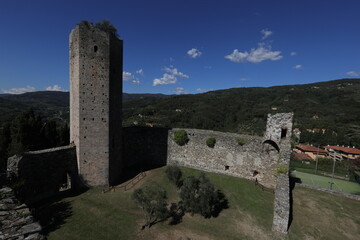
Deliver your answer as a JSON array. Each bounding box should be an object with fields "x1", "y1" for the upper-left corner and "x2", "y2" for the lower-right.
[
  {"x1": 132, "y1": 184, "x2": 169, "y2": 229},
  {"x1": 180, "y1": 173, "x2": 227, "y2": 218},
  {"x1": 274, "y1": 165, "x2": 289, "y2": 177},
  {"x1": 206, "y1": 137, "x2": 216, "y2": 148},
  {"x1": 165, "y1": 165, "x2": 182, "y2": 187},
  {"x1": 237, "y1": 138, "x2": 247, "y2": 146},
  {"x1": 173, "y1": 130, "x2": 189, "y2": 146}
]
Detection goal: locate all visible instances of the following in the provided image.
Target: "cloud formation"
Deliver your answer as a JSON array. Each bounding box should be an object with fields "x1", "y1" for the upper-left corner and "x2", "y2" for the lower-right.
[
  {"x1": 346, "y1": 71, "x2": 359, "y2": 77},
  {"x1": 46, "y1": 85, "x2": 65, "y2": 91},
  {"x1": 153, "y1": 66, "x2": 189, "y2": 86},
  {"x1": 293, "y1": 65, "x2": 302, "y2": 69},
  {"x1": 187, "y1": 48, "x2": 202, "y2": 58},
  {"x1": 153, "y1": 73, "x2": 177, "y2": 86},
  {"x1": 290, "y1": 52, "x2": 297, "y2": 56},
  {"x1": 261, "y1": 29, "x2": 273, "y2": 40},
  {"x1": 239, "y1": 78, "x2": 248, "y2": 81},
  {"x1": 123, "y1": 71, "x2": 141, "y2": 85},
  {"x1": 163, "y1": 66, "x2": 189, "y2": 78},
  {"x1": 225, "y1": 44, "x2": 282, "y2": 63},
  {"x1": 173, "y1": 87, "x2": 187, "y2": 95},
  {"x1": 136, "y1": 69, "x2": 144, "y2": 76},
  {"x1": 2, "y1": 86, "x2": 36, "y2": 94}
]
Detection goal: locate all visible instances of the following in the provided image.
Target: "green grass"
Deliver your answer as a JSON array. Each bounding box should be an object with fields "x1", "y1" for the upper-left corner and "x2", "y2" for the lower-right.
[
  {"x1": 33, "y1": 166, "x2": 360, "y2": 239},
  {"x1": 291, "y1": 171, "x2": 360, "y2": 195},
  {"x1": 34, "y1": 166, "x2": 274, "y2": 240}
]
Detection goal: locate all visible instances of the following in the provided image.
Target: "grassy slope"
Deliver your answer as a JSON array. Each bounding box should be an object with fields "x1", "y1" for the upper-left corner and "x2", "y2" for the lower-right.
[{"x1": 34, "y1": 166, "x2": 360, "y2": 240}]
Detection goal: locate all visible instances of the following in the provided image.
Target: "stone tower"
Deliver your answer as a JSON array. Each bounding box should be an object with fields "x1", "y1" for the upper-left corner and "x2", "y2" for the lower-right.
[
  {"x1": 263, "y1": 112, "x2": 294, "y2": 145},
  {"x1": 69, "y1": 23, "x2": 123, "y2": 187}
]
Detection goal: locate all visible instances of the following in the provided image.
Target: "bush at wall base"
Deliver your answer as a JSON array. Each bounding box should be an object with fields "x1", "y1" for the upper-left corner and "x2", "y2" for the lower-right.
[
  {"x1": 206, "y1": 137, "x2": 216, "y2": 148},
  {"x1": 174, "y1": 130, "x2": 189, "y2": 146}
]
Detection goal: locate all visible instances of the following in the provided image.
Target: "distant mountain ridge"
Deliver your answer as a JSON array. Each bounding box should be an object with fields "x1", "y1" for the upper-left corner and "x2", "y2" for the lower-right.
[{"x1": 1, "y1": 78, "x2": 360, "y2": 147}]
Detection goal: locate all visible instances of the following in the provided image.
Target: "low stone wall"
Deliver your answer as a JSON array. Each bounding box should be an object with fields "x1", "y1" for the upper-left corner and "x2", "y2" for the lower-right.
[
  {"x1": 272, "y1": 140, "x2": 292, "y2": 235},
  {"x1": 168, "y1": 128, "x2": 279, "y2": 189},
  {"x1": 7, "y1": 145, "x2": 79, "y2": 203},
  {"x1": 295, "y1": 183, "x2": 360, "y2": 201},
  {"x1": 0, "y1": 187, "x2": 46, "y2": 240}
]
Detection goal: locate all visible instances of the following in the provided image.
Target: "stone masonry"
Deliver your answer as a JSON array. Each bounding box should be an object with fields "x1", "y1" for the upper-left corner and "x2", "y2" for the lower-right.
[
  {"x1": 70, "y1": 24, "x2": 123, "y2": 187},
  {"x1": 168, "y1": 129, "x2": 279, "y2": 188},
  {"x1": 0, "y1": 187, "x2": 46, "y2": 240}
]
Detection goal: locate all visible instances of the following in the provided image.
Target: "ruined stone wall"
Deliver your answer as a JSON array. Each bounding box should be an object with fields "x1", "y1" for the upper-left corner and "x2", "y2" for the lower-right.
[
  {"x1": 167, "y1": 128, "x2": 279, "y2": 189},
  {"x1": 0, "y1": 187, "x2": 46, "y2": 240},
  {"x1": 7, "y1": 145, "x2": 78, "y2": 202},
  {"x1": 70, "y1": 24, "x2": 123, "y2": 187},
  {"x1": 264, "y1": 112, "x2": 293, "y2": 144}
]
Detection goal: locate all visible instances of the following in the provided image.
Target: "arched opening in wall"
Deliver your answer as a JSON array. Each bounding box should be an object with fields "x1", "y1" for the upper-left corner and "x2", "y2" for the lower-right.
[
  {"x1": 263, "y1": 140, "x2": 280, "y2": 152},
  {"x1": 281, "y1": 128, "x2": 287, "y2": 139},
  {"x1": 59, "y1": 172, "x2": 72, "y2": 192},
  {"x1": 224, "y1": 165, "x2": 229, "y2": 171},
  {"x1": 253, "y1": 170, "x2": 259, "y2": 177}
]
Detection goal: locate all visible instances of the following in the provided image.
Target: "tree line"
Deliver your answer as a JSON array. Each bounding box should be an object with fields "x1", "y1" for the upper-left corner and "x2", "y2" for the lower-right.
[{"x1": 0, "y1": 109, "x2": 69, "y2": 172}]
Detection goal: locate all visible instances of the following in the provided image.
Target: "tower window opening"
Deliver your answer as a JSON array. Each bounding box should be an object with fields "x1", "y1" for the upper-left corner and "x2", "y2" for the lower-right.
[
  {"x1": 281, "y1": 128, "x2": 287, "y2": 139},
  {"x1": 94, "y1": 45, "x2": 98, "y2": 52}
]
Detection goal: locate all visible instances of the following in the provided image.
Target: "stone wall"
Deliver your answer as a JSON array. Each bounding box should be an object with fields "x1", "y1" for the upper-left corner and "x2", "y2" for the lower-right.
[
  {"x1": 272, "y1": 140, "x2": 292, "y2": 235},
  {"x1": 7, "y1": 145, "x2": 78, "y2": 203},
  {"x1": 0, "y1": 187, "x2": 46, "y2": 240},
  {"x1": 167, "y1": 128, "x2": 279, "y2": 189},
  {"x1": 123, "y1": 127, "x2": 169, "y2": 168}
]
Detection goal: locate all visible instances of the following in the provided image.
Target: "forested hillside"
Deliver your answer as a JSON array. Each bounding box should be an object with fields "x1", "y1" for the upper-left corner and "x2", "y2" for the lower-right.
[{"x1": 1, "y1": 78, "x2": 359, "y2": 147}]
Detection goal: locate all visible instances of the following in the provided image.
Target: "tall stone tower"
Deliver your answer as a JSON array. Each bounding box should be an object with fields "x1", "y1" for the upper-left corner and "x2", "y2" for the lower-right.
[{"x1": 69, "y1": 23, "x2": 123, "y2": 187}]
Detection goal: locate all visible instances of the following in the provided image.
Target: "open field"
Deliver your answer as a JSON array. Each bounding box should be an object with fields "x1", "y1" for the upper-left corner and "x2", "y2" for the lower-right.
[
  {"x1": 291, "y1": 171, "x2": 360, "y2": 195},
  {"x1": 33, "y1": 166, "x2": 360, "y2": 239}
]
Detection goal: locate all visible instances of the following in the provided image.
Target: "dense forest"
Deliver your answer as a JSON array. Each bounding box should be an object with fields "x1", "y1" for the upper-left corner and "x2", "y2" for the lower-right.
[
  {"x1": 0, "y1": 78, "x2": 360, "y2": 165},
  {"x1": 123, "y1": 79, "x2": 360, "y2": 147}
]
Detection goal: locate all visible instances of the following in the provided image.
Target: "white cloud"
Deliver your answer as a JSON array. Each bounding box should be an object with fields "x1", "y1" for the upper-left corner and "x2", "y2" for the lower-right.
[
  {"x1": 346, "y1": 71, "x2": 359, "y2": 77},
  {"x1": 46, "y1": 85, "x2": 65, "y2": 91},
  {"x1": 187, "y1": 48, "x2": 202, "y2": 58},
  {"x1": 196, "y1": 88, "x2": 210, "y2": 93},
  {"x1": 136, "y1": 69, "x2": 144, "y2": 76},
  {"x1": 163, "y1": 66, "x2": 189, "y2": 78},
  {"x1": 293, "y1": 65, "x2": 302, "y2": 69},
  {"x1": 290, "y1": 52, "x2": 297, "y2": 56},
  {"x1": 225, "y1": 44, "x2": 282, "y2": 63},
  {"x1": 153, "y1": 73, "x2": 177, "y2": 86},
  {"x1": 123, "y1": 71, "x2": 141, "y2": 85},
  {"x1": 123, "y1": 71, "x2": 133, "y2": 81},
  {"x1": 261, "y1": 29, "x2": 273, "y2": 40},
  {"x1": 2, "y1": 86, "x2": 36, "y2": 94},
  {"x1": 173, "y1": 87, "x2": 187, "y2": 95},
  {"x1": 239, "y1": 78, "x2": 248, "y2": 81}
]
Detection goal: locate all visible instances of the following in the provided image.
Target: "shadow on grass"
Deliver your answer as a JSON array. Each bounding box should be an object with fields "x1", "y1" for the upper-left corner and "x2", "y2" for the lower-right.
[
  {"x1": 288, "y1": 176, "x2": 302, "y2": 230},
  {"x1": 31, "y1": 188, "x2": 87, "y2": 235},
  {"x1": 211, "y1": 190, "x2": 229, "y2": 218}
]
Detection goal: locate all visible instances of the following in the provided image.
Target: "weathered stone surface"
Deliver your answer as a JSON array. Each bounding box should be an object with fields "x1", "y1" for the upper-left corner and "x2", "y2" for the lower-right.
[
  {"x1": 7, "y1": 145, "x2": 78, "y2": 202},
  {"x1": 0, "y1": 187, "x2": 46, "y2": 240},
  {"x1": 168, "y1": 129, "x2": 279, "y2": 188},
  {"x1": 70, "y1": 23, "x2": 123, "y2": 187}
]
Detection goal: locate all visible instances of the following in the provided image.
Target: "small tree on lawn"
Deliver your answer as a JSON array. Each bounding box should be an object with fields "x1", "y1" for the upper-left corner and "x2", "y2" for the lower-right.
[
  {"x1": 165, "y1": 165, "x2": 182, "y2": 187},
  {"x1": 132, "y1": 184, "x2": 169, "y2": 229},
  {"x1": 180, "y1": 173, "x2": 222, "y2": 218}
]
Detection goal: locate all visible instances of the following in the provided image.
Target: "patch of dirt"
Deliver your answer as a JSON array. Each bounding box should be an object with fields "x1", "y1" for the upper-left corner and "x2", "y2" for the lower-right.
[
  {"x1": 135, "y1": 227, "x2": 212, "y2": 240},
  {"x1": 233, "y1": 213, "x2": 272, "y2": 240}
]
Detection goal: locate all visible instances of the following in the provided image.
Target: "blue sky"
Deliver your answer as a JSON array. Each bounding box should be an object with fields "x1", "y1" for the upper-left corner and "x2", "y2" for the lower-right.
[{"x1": 0, "y1": 0, "x2": 360, "y2": 95}]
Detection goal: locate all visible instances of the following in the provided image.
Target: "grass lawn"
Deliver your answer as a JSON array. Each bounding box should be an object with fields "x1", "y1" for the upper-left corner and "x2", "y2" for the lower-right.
[
  {"x1": 34, "y1": 166, "x2": 275, "y2": 240},
  {"x1": 32, "y1": 166, "x2": 360, "y2": 239},
  {"x1": 291, "y1": 171, "x2": 360, "y2": 195}
]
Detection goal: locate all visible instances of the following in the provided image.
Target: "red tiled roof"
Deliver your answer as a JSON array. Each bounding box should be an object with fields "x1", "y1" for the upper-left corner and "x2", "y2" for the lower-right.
[
  {"x1": 296, "y1": 145, "x2": 328, "y2": 154},
  {"x1": 324, "y1": 146, "x2": 360, "y2": 155},
  {"x1": 292, "y1": 152, "x2": 313, "y2": 161}
]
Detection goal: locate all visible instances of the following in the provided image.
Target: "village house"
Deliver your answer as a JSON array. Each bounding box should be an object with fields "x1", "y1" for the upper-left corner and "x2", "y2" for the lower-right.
[
  {"x1": 293, "y1": 144, "x2": 328, "y2": 160},
  {"x1": 324, "y1": 145, "x2": 360, "y2": 161}
]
